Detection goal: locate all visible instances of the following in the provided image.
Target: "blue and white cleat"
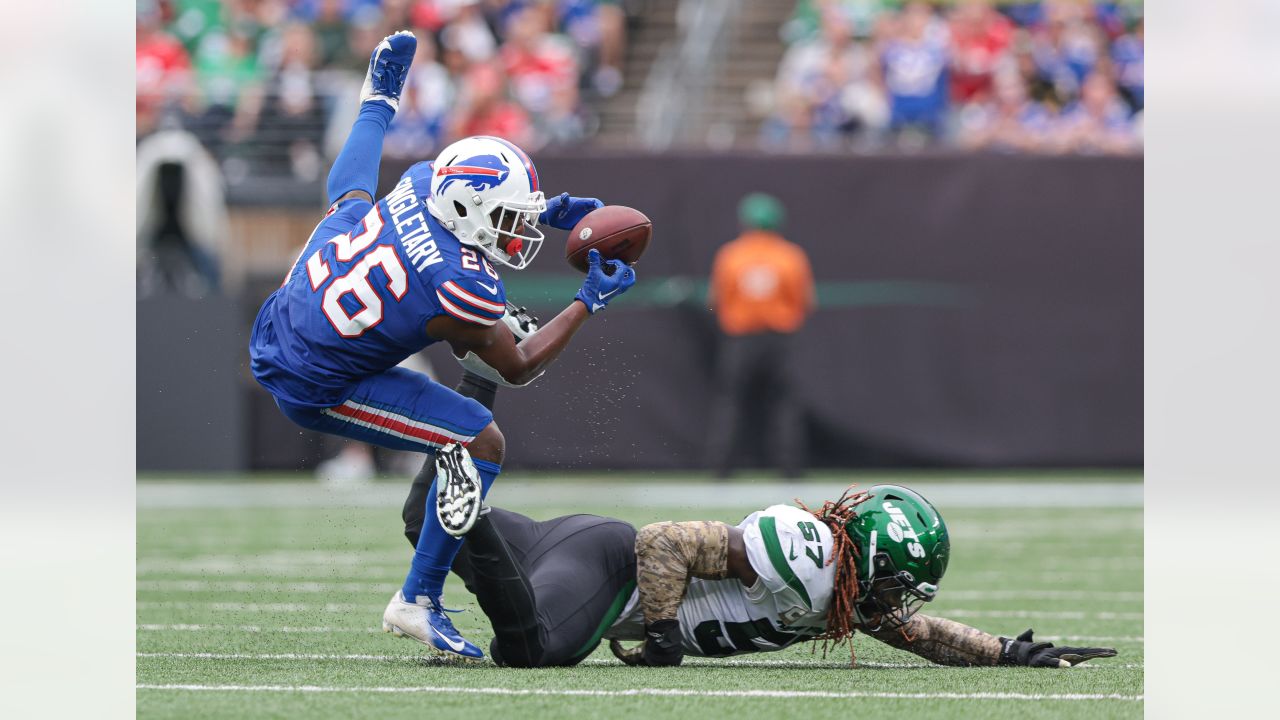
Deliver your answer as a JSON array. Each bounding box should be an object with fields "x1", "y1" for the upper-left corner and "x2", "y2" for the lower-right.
[
  {"x1": 360, "y1": 30, "x2": 417, "y2": 112},
  {"x1": 383, "y1": 590, "x2": 484, "y2": 660}
]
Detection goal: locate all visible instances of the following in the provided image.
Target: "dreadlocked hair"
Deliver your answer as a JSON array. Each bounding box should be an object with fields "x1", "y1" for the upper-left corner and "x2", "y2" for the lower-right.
[{"x1": 795, "y1": 485, "x2": 872, "y2": 664}]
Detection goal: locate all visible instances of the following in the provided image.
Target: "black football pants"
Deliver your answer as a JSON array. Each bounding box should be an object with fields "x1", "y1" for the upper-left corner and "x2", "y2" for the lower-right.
[
  {"x1": 704, "y1": 331, "x2": 804, "y2": 478},
  {"x1": 450, "y1": 507, "x2": 637, "y2": 667},
  {"x1": 401, "y1": 372, "x2": 638, "y2": 667}
]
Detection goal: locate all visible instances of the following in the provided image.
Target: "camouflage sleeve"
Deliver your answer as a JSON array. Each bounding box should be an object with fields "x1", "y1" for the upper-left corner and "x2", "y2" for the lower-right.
[
  {"x1": 860, "y1": 613, "x2": 1002, "y2": 667},
  {"x1": 634, "y1": 521, "x2": 731, "y2": 623}
]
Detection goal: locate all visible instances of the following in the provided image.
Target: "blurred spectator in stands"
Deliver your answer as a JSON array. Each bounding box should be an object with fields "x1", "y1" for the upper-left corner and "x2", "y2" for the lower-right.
[
  {"x1": 955, "y1": 68, "x2": 1054, "y2": 153},
  {"x1": 948, "y1": 0, "x2": 1012, "y2": 105},
  {"x1": 450, "y1": 61, "x2": 533, "y2": 146},
  {"x1": 1010, "y1": 31, "x2": 1061, "y2": 109},
  {"x1": 137, "y1": 3, "x2": 193, "y2": 137},
  {"x1": 1027, "y1": 0, "x2": 1103, "y2": 106},
  {"x1": 311, "y1": 0, "x2": 357, "y2": 69},
  {"x1": 380, "y1": 0, "x2": 416, "y2": 32},
  {"x1": 1111, "y1": 17, "x2": 1142, "y2": 111},
  {"x1": 880, "y1": 1, "x2": 950, "y2": 145},
  {"x1": 166, "y1": 0, "x2": 224, "y2": 55},
  {"x1": 544, "y1": 0, "x2": 623, "y2": 97},
  {"x1": 345, "y1": 9, "x2": 388, "y2": 74},
  {"x1": 386, "y1": 32, "x2": 456, "y2": 157},
  {"x1": 593, "y1": 0, "x2": 628, "y2": 97},
  {"x1": 1000, "y1": 0, "x2": 1045, "y2": 28},
  {"x1": 136, "y1": 125, "x2": 230, "y2": 297},
  {"x1": 706, "y1": 193, "x2": 814, "y2": 480},
  {"x1": 442, "y1": 0, "x2": 498, "y2": 64},
  {"x1": 766, "y1": 6, "x2": 886, "y2": 150},
  {"x1": 502, "y1": 5, "x2": 580, "y2": 127},
  {"x1": 190, "y1": 27, "x2": 262, "y2": 152},
  {"x1": 1055, "y1": 70, "x2": 1139, "y2": 155},
  {"x1": 243, "y1": 22, "x2": 327, "y2": 180},
  {"x1": 781, "y1": 0, "x2": 888, "y2": 45},
  {"x1": 759, "y1": 91, "x2": 820, "y2": 152},
  {"x1": 538, "y1": 81, "x2": 592, "y2": 146}
]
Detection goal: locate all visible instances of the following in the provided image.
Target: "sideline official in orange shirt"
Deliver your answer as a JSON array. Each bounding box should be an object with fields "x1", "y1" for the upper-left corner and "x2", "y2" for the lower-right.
[{"x1": 706, "y1": 193, "x2": 815, "y2": 479}]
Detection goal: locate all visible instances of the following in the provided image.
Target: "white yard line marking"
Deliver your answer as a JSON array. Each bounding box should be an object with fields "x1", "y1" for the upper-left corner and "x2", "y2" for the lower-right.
[
  {"x1": 134, "y1": 683, "x2": 1143, "y2": 701},
  {"x1": 137, "y1": 624, "x2": 380, "y2": 633},
  {"x1": 135, "y1": 602, "x2": 384, "y2": 612},
  {"x1": 940, "y1": 590, "x2": 1143, "y2": 601},
  {"x1": 137, "y1": 480, "x2": 1143, "y2": 510},
  {"x1": 135, "y1": 652, "x2": 1144, "y2": 670},
  {"x1": 135, "y1": 625, "x2": 1146, "y2": 642},
  {"x1": 136, "y1": 579, "x2": 1145, "y2": 609},
  {"x1": 137, "y1": 580, "x2": 387, "y2": 593},
  {"x1": 136, "y1": 596, "x2": 1141, "y2": 613},
  {"x1": 937, "y1": 609, "x2": 1142, "y2": 620},
  {"x1": 1043, "y1": 634, "x2": 1143, "y2": 642}
]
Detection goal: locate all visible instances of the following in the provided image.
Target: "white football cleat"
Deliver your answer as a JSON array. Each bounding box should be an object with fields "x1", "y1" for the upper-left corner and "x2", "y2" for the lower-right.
[{"x1": 382, "y1": 590, "x2": 484, "y2": 659}]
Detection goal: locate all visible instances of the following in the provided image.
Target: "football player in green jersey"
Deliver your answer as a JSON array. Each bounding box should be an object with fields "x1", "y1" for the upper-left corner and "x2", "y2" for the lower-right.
[{"x1": 435, "y1": 484, "x2": 1118, "y2": 668}]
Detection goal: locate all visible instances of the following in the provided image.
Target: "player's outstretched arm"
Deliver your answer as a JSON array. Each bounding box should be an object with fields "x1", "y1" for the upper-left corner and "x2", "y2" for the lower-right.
[
  {"x1": 860, "y1": 615, "x2": 1117, "y2": 668},
  {"x1": 325, "y1": 31, "x2": 416, "y2": 209},
  {"x1": 431, "y1": 299, "x2": 588, "y2": 387},
  {"x1": 429, "y1": 250, "x2": 636, "y2": 386}
]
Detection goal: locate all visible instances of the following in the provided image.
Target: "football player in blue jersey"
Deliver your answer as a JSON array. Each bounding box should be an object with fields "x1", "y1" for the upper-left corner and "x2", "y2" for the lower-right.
[{"x1": 248, "y1": 30, "x2": 636, "y2": 659}]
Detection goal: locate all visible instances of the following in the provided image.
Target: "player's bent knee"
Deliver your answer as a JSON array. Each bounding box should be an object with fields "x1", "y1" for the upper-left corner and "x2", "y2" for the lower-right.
[{"x1": 468, "y1": 422, "x2": 505, "y2": 465}]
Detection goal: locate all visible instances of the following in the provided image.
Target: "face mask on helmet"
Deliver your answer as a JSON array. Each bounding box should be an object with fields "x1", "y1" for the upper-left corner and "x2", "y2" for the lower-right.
[
  {"x1": 484, "y1": 199, "x2": 545, "y2": 268},
  {"x1": 853, "y1": 554, "x2": 939, "y2": 631},
  {"x1": 842, "y1": 485, "x2": 950, "y2": 632}
]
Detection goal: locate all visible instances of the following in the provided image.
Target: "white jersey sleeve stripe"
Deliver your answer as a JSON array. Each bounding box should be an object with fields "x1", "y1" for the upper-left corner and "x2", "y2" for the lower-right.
[
  {"x1": 436, "y1": 290, "x2": 499, "y2": 326},
  {"x1": 441, "y1": 280, "x2": 505, "y2": 315}
]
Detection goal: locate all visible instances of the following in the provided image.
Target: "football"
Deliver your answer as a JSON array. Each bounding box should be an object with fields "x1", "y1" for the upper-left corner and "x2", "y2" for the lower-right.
[{"x1": 565, "y1": 205, "x2": 652, "y2": 273}]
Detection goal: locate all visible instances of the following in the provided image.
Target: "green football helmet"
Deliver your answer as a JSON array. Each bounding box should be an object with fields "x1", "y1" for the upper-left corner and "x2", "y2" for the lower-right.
[{"x1": 844, "y1": 485, "x2": 950, "y2": 629}]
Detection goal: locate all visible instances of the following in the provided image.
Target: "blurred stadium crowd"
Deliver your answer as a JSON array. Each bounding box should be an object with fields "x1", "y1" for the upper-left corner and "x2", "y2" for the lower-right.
[
  {"x1": 137, "y1": 0, "x2": 1142, "y2": 184},
  {"x1": 137, "y1": 0, "x2": 630, "y2": 182},
  {"x1": 763, "y1": 0, "x2": 1142, "y2": 153}
]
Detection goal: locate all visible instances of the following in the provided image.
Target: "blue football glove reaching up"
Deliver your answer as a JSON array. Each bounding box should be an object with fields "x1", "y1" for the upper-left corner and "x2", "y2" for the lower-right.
[
  {"x1": 360, "y1": 31, "x2": 417, "y2": 111},
  {"x1": 575, "y1": 249, "x2": 637, "y2": 314},
  {"x1": 540, "y1": 192, "x2": 604, "y2": 230}
]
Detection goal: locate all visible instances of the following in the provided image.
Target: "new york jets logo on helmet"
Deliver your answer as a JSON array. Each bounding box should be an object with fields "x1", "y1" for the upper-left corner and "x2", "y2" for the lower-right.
[{"x1": 843, "y1": 485, "x2": 950, "y2": 631}]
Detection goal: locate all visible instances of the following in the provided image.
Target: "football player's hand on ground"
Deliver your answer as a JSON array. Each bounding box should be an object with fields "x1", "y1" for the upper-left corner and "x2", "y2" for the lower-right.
[
  {"x1": 999, "y1": 628, "x2": 1117, "y2": 668},
  {"x1": 608, "y1": 620, "x2": 684, "y2": 667},
  {"x1": 575, "y1": 249, "x2": 636, "y2": 314},
  {"x1": 540, "y1": 192, "x2": 603, "y2": 230}
]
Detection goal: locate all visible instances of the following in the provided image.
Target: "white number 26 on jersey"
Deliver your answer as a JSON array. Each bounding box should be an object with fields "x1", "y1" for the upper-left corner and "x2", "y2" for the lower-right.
[{"x1": 303, "y1": 206, "x2": 407, "y2": 337}]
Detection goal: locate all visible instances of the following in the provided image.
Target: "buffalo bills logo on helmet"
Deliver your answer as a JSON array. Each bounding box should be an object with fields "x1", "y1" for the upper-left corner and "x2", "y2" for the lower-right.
[{"x1": 436, "y1": 154, "x2": 511, "y2": 195}]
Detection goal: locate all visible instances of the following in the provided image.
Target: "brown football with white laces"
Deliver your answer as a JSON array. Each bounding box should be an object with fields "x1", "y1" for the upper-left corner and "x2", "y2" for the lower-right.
[{"x1": 565, "y1": 205, "x2": 652, "y2": 273}]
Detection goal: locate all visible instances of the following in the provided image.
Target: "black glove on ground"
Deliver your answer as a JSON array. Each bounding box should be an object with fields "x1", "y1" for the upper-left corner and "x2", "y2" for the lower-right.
[
  {"x1": 640, "y1": 619, "x2": 685, "y2": 667},
  {"x1": 999, "y1": 628, "x2": 1118, "y2": 668}
]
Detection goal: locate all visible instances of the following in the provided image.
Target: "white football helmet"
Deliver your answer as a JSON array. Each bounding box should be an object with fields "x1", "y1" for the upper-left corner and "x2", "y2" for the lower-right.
[{"x1": 426, "y1": 136, "x2": 547, "y2": 270}]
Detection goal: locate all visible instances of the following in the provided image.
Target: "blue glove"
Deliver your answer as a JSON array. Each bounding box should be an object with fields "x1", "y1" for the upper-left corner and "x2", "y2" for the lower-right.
[
  {"x1": 539, "y1": 192, "x2": 604, "y2": 230},
  {"x1": 574, "y1": 249, "x2": 636, "y2": 314}
]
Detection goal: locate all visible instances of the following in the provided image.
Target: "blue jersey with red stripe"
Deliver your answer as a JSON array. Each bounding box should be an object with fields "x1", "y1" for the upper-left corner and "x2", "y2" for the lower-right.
[{"x1": 249, "y1": 161, "x2": 508, "y2": 409}]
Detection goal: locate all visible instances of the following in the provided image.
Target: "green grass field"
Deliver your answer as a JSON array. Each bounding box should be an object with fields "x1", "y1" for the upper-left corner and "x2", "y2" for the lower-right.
[{"x1": 137, "y1": 475, "x2": 1143, "y2": 719}]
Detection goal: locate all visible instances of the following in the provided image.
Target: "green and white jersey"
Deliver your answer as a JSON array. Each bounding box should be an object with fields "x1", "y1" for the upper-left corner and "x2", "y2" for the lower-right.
[{"x1": 605, "y1": 505, "x2": 835, "y2": 656}]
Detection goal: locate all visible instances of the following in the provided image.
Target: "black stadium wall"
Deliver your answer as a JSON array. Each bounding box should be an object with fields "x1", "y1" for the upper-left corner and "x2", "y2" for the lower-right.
[{"x1": 137, "y1": 153, "x2": 1142, "y2": 472}]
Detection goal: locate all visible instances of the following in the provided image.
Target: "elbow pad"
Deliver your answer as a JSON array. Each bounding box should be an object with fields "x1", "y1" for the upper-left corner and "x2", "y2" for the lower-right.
[{"x1": 454, "y1": 351, "x2": 544, "y2": 388}]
